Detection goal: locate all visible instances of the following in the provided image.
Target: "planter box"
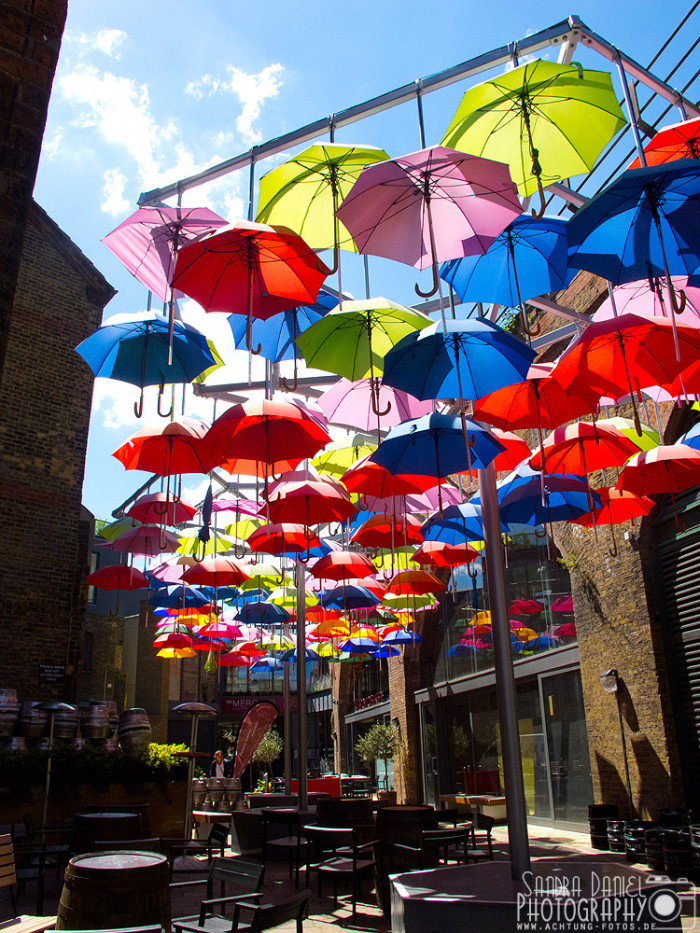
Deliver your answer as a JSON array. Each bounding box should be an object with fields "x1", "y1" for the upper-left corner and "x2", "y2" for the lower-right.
[{"x1": 0, "y1": 781, "x2": 187, "y2": 837}]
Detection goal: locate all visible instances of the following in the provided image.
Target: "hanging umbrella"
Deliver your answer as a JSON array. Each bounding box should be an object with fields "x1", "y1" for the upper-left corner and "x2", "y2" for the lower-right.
[
  {"x1": 529, "y1": 422, "x2": 640, "y2": 477},
  {"x1": 336, "y1": 145, "x2": 522, "y2": 296},
  {"x1": 440, "y1": 59, "x2": 625, "y2": 211},
  {"x1": 551, "y1": 595, "x2": 574, "y2": 612},
  {"x1": 572, "y1": 487, "x2": 655, "y2": 555},
  {"x1": 171, "y1": 220, "x2": 331, "y2": 352},
  {"x1": 421, "y1": 502, "x2": 499, "y2": 544},
  {"x1": 595, "y1": 417, "x2": 659, "y2": 452},
  {"x1": 489, "y1": 429, "x2": 532, "y2": 473},
  {"x1": 297, "y1": 297, "x2": 431, "y2": 414},
  {"x1": 629, "y1": 116, "x2": 700, "y2": 168},
  {"x1": 107, "y1": 524, "x2": 181, "y2": 557},
  {"x1": 342, "y1": 453, "x2": 435, "y2": 499},
  {"x1": 75, "y1": 311, "x2": 221, "y2": 418},
  {"x1": 265, "y1": 477, "x2": 356, "y2": 525},
  {"x1": 310, "y1": 551, "x2": 376, "y2": 582},
  {"x1": 321, "y1": 584, "x2": 379, "y2": 611},
  {"x1": 205, "y1": 398, "x2": 331, "y2": 481},
  {"x1": 247, "y1": 523, "x2": 321, "y2": 557},
  {"x1": 411, "y1": 540, "x2": 478, "y2": 568},
  {"x1": 181, "y1": 557, "x2": 249, "y2": 588},
  {"x1": 362, "y1": 484, "x2": 463, "y2": 516},
  {"x1": 126, "y1": 492, "x2": 197, "y2": 526},
  {"x1": 567, "y1": 161, "x2": 700, "y2": 327},
  {"x1": 228, "y1": 290, "x2": 336, "y2": 391},
  {"x1": 550, "y1": 314, "x2": 700, "y2": 433},
  {"x1": 86, "y1": 565, "x2": 149, "y2": 590},
  {"x1": 211, "y1": 497, "x2": 261, "y2": 516},
  {"x1": 386, "y1": 569, "x2": 445, "y2": 596},
  {"x1": 617, "y1": 444, "x2": 700, "y2": 499},
  {"x1": 509, "y1": 599, "x2": 544, "y2": 615},
  {"x1": 313, "y1": 439, "x2": 376, "y2": 479},
  {"x1": 102, "y1": 205, "x2": 228, "y2": 304},
  {"x1": 676, "y1": 422, "x2": 700, "y2": 451},
  {"x1": 98, "y1": 516, "x2": 141, "y2": 542},
  {"x1": 177, "y1": 532, "x2": 236, "y2": 557},
  {"x1": 317, "y1": 377, "x2": 432, "y2": 435},
  {"x1": 440, "y1": 215, "x2": 573, "y2": 334},
  {"x1": 592, "y1": 277, "x2": 700, "y2": 327},
  {"x1": 350, "y1": 513, "x2": 424, "y2": 549},
  {"x1": 256, "y1": 142, "x2": 390, "y2": 263},
  {"x1": 498, "y1": 473, "x2": 600, "y2": 527},
  {"x1": 149, "y1": 584, "x2": 212, "y2": 609},
  {"x1": 235, "y1": 602, "x2": 291, "y2": 626}
]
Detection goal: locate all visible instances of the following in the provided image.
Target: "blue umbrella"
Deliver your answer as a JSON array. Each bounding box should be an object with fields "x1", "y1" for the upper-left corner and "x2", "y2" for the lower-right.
[
  {"x1": 498, "y1": 473, "x2": 599, "y2": 527},
  {"x1": 75, "y1": 311, "x2": 219, "y2": 417},
  {"x1": 321, "y1": 584, "x2": 379, "y2": 611},
  {"x1": 149, "y1": 584, "x2": 213, "y2": 608},
  {"x1": 373, "y1": 645, "x2": 401, "y2": 658},
  {"x1": 446, "y1": 643, "x2": 481, "y2": 657},
  {"x1": 251, "y1": 657, "x2": 284, "y2": 672},
  {"x1": 567, "y1": 160, "x2": 700, "y2": 326},
  {"x1": 421, "y1": 502, "x2": 505, "y2": 544},
  {"x1": 676, "y1": 422, "x2": 700, "y2": 451},
  {"x1": 228, "y1": 290, "x2": 335, "y2": 390},
  {"x1": 440, "y1": 215, "x2": 574, "y2": 333},
  {"x1": 236, "y1": 602, "x2": 291, "y2": 625},
  {"x1": 370, "y1": 414, "x2": 504, "y2": 509},
  {"x1": 382, "y1": 629, "x2": 422, "y2": 645},
  {"x1": 382, "y1": 318, "x2": 535, "y2": 402},
  {"x1": 281, "y1": 646, "x2": 320, "y2": 663},
  {"x1": 518, "y1": 635, "x2": 561, "y2": 652}
]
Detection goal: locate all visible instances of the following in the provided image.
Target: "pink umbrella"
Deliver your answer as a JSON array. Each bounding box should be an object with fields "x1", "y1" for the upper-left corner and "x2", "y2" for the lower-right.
[
  {"x1": 362, "y1": 484, "x2": 463, "y2": 514},
  {"x1": 317, "y1": 377, "x2": 433, "y2": 434},
  {"x1": 105, "y1": 524, "x2": 181, "y2": 557},
  {"x1": 336, "y1": 145, "x2": 522, "y2": 297},
  {"x1": 210, "y1": 497, "x2": 260, "y2": 516},
  {"x1": 102, "y1": 206, "x2": 228, "y2": 303},
  {"x1": 551, "y1": 595, "x2": 574, "y2": 612},
  {"x1": 127, "y1": 492, "x2": 197, "y2": 525},
  {"x1": 592, "y1": 277, "x2": 700, "y2": 326}
]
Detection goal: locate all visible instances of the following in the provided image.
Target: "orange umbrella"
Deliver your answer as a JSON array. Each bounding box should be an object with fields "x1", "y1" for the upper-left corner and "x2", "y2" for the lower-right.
[
  {"x1": 572, "y1": 487, "x2": 655, "y2": 555},
  {"x1": 629, "y1": 116, "x2": 700, "y2": 168},
  {"x1": 617, "y1": 444, "x2": 700, "y2": 529}
]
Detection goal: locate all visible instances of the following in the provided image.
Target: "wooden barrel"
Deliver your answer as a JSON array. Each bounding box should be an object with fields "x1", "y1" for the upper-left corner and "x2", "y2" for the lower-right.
[
  {"x1": 118, "y1": 708, "x2": 151, "y2": 751},
  {"x1": 606, "y1": 819, "x2": 626, "y2": 853},
  {"x1": 54, "y1": 706, "x2": 80, "y2": 740},
  {"x1": 316, "y1": 797, "x2": 375, "y2": 843},
  {"x1": 19, "y1": 701, "x2": 46, "y2": 737},
  {"x1": 71, "y1": 811, "x2": 141, "y2": 855},
  {"x1": 662, "y1": 829, "x2": 691, "y2": 878},
  {"x1": 645, "y1": 827, "x2": 665, "y2": 871},
  {"x1": 624, "y1": 821, "x2": 649, "y2": 863},
  {"x1": 657, "y1": 808, "x2": 691, "y2": 828},
  {"x1": 80, "y1": 703, "x2": 109, "y2": 740},
  {"x1": 56, "y1": 851, "x2": 170, "y2": 931},
  {"x1": 588, "y1": 804, "x2": 618, "y2": 850}
]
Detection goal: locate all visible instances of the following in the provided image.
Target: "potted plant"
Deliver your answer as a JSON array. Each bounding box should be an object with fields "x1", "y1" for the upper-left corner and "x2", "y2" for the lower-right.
[
  {"x1": 355, "y1": 723, "x2": 398, "y2": 801},
  {"x1": 251, "y1": 727, "x2": 283, "y2": 791}
]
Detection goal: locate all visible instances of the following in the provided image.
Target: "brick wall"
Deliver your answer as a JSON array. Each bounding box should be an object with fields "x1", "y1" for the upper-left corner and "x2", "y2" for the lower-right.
[
  {"x1": 0, "y1": 0, "x2": 67, "y2": 373},
  {"x1": 0, "y1": 202, "x2": 114, "y2": 702}
]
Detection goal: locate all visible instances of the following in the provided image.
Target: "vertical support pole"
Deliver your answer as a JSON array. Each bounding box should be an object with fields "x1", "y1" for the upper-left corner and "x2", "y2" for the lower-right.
[
  {"x1": 42, "y1": 712, "x2": 55, "y2": 830},
  {"x1": 478, "y1": 461, "x2": 530, "y2": 880},
  {"x1": 283, "y1": 614, "x2": 292, "y2": 793},
  {"x1": 296, "y1": 559, "x2": 308, "y2": 810},
  {"x1": 415, "y1": 81, "x2": 426, "y2": 149},
  {"x1": 614, "y1": 52, "x2": 647, "y2": 166},
  {"x1": 184, "y1": 713, "x2": 199, "y2": 841},
  {"x1": 616, "y1": 690, "x2": 635, "y2": 817}
]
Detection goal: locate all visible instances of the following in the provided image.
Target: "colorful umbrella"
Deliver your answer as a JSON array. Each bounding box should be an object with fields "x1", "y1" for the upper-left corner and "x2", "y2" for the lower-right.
[
  {"x1": 317, "y1": 377, "x2": 432, "y2": 435},
  {"x1": 112, "y1": 416, "x2": 212, "y2": 480},
  {"x1": 181, "y1": 557, "x2": 249, "y2": 588},
  {"x1": 629, "y1": 116, "x2": 700, "y2": 168},
  {"x1": 247, "y1": 522, "x2": 321, "y2": 557},
  {"x1": 171, "y1": 220, "x2": 330, "y2": 352},
  {"x1": 86, "y1": 565, "x2": 149, "y2": 590},
  {"x1": 265, "y1": 476, "x2": 356, "y2": 525},
  {"x1": 342, "y1": 453, "x2": 435, "y2": 499},
  {"x1": 572, "y1": 487, "x2": 655, "y2": 555},
  {"x1": 617, "y1": 444, "x2": 700, "y2": 496},
  {"x1": 440, "y1": 60, "x2": 625, "y2": 209},
  {"x1": 509, "y1": 599, "x2": 544, "y2": 615},
  {"x1": 386, "y1": 569, "x2": 445, "y2": 596},
  {"x1": 126, "y1": 492, "x2": 196, "y2": 526},
  {"x1": 309, "y1": 551, "x2": 376, "y2": 582},
  {"x1": 336, "y1": 145, "x2": 522, "y2": 296},
  {"x1": 411, "y1": 540, "x2": 477, "y2": 568},
  {"x1": 592, "y1": 277, "x2": 700, "y2": 327},
  {"x1": 108, "y1": 524, "x2": 181, "y2": 557},
  {"x1": 350, "y1": 513, "x2": 424, "y2": 549},
  {"x1": 529, "y1": 422, "x2": 640, "y2": 476}
]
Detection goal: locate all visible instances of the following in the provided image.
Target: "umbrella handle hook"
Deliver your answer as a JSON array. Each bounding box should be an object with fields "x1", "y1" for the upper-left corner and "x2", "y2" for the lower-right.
[
  {"x1": 153, "y1": 500, "x2": 169, "y2": 516},
  {"x1": 534, "y1": 527, "x2": 547, "y2": 539},
  {"x1": 520, "y1": 307, "x2": 541, "y2": 338},
  {"x1": 326, "y1": 246, "x2": 339, "y2": 276},
  {"x1": 674, "y1": 510, "x2": 687, "y2": 532},
  {"x1": 298, "y1": 550, "x2": 310, "y2": 564},
  {"x1": 274, "y1": 574, "x2": 285, "y2": 585},
  {"x1": 233, "y1": 542, "x2": 247, "y2": 559},
  {"x1": 414, "y1": 262, "x2": 440, "y2": 299},
  {"x1": 370, "y1": 379, "x2": 391, "y2": 417},
  {"x1": 157, "y1": 377, "x2": 174, "y2": 419},
  {"x1": 530, "y1": 178, "x2": 547, "y2": 220},
  {"x1": 281, "y1": 353, "x2": 299, "y2": 393},
  {"x1": 246, "y1": 315, "x2": 262, "y2": 355},
  {"x1": 466, "y1": 560, "x2": 478, "y2": 579},
  {"x1": 670, "y1": 287, "x2": 687, "y2": 315},
  {"x1": 134, "y1": 387, "x2": 145, "y2": 419},
  {"x1": 608, "y1": 538, "x2": 618, "y2": 558}
]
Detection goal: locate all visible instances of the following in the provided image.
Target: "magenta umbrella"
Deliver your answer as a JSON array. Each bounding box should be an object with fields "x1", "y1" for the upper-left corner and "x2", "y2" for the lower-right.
[
  {"x1": 103, "y1": 524, "x2": 181, "y2": 557},
  {"x1": 317, "y1": 377, "x2": 432, "y2": 436},
  {"x1": 593, "y1": 277, "x2": 700, "y2": 326},
  {"x1": 102, "y1": 206, "x2": 228, "y2": 304},
  {"x1": 362, "y1": 484, "x2": 463, "y2": 514},
  {"x1": 336, "y1": 145, "x2": 522, "y2": 297}
]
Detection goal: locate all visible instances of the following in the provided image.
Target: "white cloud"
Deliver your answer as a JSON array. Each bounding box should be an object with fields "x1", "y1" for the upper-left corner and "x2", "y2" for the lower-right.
[
  {"x1": 101, "y1": 166, "x2": 130, "y2": 215},
  {"x1": 68, "y1": 28, "x2": 127, "y2": 60},
  {"x1": 186, "y1": 63, "x2": 284, "y2": 145},
  {"x1": 41, "y1": 126, "x2": 63, "y2": 160}
]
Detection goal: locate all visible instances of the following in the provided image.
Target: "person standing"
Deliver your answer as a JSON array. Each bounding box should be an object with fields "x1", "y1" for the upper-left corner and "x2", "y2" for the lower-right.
[{"x1": 209, "y1": 749, "x2": 232, "y2": 778}]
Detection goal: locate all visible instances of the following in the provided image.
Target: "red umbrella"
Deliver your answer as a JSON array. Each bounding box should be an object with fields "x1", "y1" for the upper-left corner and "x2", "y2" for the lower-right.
[
  {"x1": 247, "y1": 522, "x2": 321, "y2": 555},
  {"x1": 152, "y1": 632, "x2": 193, "y2": 650},
  {"x1": 265, "y1": 477, "x2": 356, "y2": 525},
  {"x1": 342, "y1": 453, "x2": 435, "y2": 498},
  {"x1": 218, "y1": 650, "x2": 254, "y2": 668},
  {"x1": 553, "y1": 622, "x2": 577, "y2": 637},
  {"x1": 572, "y1": 486, "x2": 655, "y2": 555},
  {"x1": 386, "y1": 569, "x2": 445, "y2": 596},
  {"x1": 171, "y1": 220, "x2": 330, "y2": 352},
  {"x1": 617, "y1": 445, "x2": 700, "y2": 496},
  {"x1": 629, "y1": 116, "x2": 700, "y2": 168},
  {"x1": 350, "y1": 513, "x2": 424, "y2": 549},
  {"x1": 126, "y1": 492, "x2": 196, "y2": 525},
  {"x1": 509, "y1": 599, "x2": 544, "y2": 615},
  {"x1": 181, "y1": 557, "x2": 250, "y2": 588},
  {"x1": 529, "y1": 422, "x2": 640, "y2": 475},
  {"x1": 550, "y1": 596, "x2": 574, "y2": 612},
  {"x1": 86, "y1": 565, "x2": 149, "y2": 590},
  {"x1": 310, "y1": 551, "x2": 375, "y2": 582},
  {"x1": 411, "y1": 540, "x2": 478, "y2": 567},
  {"x1": 551, "y1": 314, "x2": 700, "y2": 432},
  {"x1": 108, "y1": 524, "x2": 180, "y2": 557},
  {"x1": 205, "y1": 399, "x2": 331, "y2": 480},
  {"x1": 489, "y1": 428, "x2": 531, "y2": 472},
  {"x1": 113, "y1": 417, "x2": 212, "y2": 474}
]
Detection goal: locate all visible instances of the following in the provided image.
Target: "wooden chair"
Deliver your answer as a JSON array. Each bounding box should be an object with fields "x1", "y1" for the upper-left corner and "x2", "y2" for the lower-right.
[
  {"x1": 174, "y1": 890, "x2": 310, "y2": 933},
  {"x1": 260, "y1": 809, "x2": 309, "y2": 889},
  {"x1": 171, "y1": 857, "x2": 265, "y2": 933},
  {"x1": 303, "y1": 825, "x2": 378, "y2": 920},
  {"x1": 388, "y1": 827, "x2": 471, "y2": 870},
  {"x1": 464, "y1": 813, "x2": 494, "y2": 863},
  {"x1": 0, "y1": 833, "x2": 49, "y2": 919}
]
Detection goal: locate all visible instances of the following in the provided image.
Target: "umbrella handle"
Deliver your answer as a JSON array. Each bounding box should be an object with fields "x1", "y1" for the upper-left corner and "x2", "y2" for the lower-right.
[
  {"x1": 466, "y1": 560, "x2": 478, "y2": 579},
  {"x1": 281, "y1": 372, "x2": 298, "y2": 392},
  {"x1": 234, "y1": 542, "x2": 247, "y2": 559},
  {"x1": 414, "y1": 261, "x2": 440, "y2": 298},
  {"x1": 608, "y1": 528, "x2": 618, "y2": 559},
  {"x1": 530, "y1": 179, "x2": 547, "y2": 220},
  {"x1": 326, "y1": 245, "x2": 339, "y2": 276},
  {"x1": 370, "y1": 379, "x2": 391, "y2": 417},
  {"x1": 670, "y1": 287, "x2": 687, "y2": 315},
  {"x1": 157, "y1": 378, "x2": 174, "y2": 419},
  {"x1": 534, "y1": 527, "x2": 547, "y2": 538},
  {"x1": 520, "y1": 306, "x2": 541, "y2": 338},
  {"x1": 274, "y1": 574, "x2": 285, "y2": 585},
  {"x1": 246, "y1": 315, "x2": 262, "y2": 355},
  {"x1": 134, "y1": 387, "x2": 145, "y2": 419}
]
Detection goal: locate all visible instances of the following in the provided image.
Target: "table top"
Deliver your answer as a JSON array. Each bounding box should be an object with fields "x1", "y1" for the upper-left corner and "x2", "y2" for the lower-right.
[
  {"x1": 70, "y1": 852, "x2": 165, "y2": 870},
  {"x1": 74, "y1": 811, "x2": 140, "y2": 820}
]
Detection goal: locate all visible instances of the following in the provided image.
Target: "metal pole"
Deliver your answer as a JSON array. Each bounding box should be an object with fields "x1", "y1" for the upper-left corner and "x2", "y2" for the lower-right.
[
  {"x1": 42, "y1": 712, "x2": 55, "y2": 830},
  {"x1": 478, "y1": 461, "x2": 530, "y2": 880},
  {"x1": 614, "y1": 52, "x2": 647, "y2": 166},
  {"x1": 295, "y1": 559, "x2": 308, "y2": 810},
  {"x1": 184, "y1": 712, "x2": 199, "y2": 841},
  {"x1": 616, "y1": 692, "x2": 635, "y2": 818},
  {"x1": 283, "y1": 614, "x2": 292, "y2": 793}
]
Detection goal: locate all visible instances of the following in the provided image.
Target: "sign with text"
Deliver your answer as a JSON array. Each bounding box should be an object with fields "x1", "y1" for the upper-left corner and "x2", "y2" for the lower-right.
[
  {"x1": 39, "y1": 663, "x2": 66, "y2": 685},
  {"x1": 221, "y1": 695, "x2": 297, "y2": 715},
  {"x1": 233, "y1": 700, "x2": 279, "y2": 780}
]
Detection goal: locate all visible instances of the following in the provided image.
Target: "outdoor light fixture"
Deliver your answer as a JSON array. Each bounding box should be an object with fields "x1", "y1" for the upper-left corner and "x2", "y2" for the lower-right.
[
  {"x1": 600, "y1": 669, "x2": 634, "y2": 817},
  {"x1": 174, "y1": 701, "x2": 216, "y2": 840},
  {"x1": 391, "y1": 716, "x2": 400, "y2": 730}
]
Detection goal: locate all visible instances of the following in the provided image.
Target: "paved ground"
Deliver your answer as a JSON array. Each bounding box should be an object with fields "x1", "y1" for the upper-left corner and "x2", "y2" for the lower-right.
[{"x1": 2, "y1": 823, "x2": 697, "y2": 932}]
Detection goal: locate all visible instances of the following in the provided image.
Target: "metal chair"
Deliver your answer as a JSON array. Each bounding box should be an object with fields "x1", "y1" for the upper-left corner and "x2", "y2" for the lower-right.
[
  {"x1": 388, "y1": 827, "x2": 471, "y2": 870},
  {"x1": 163, "y1": 822, "x2": 230, "y2": 869},
  {"x1": 303, "y1": 825, "x2": 378, "y2": 920},
  {"x1": 464, "y1": 813, "x2": 494, "y2": 863},
  {"x1": 171, "y1": 856, "x2": 265, "y2": 933},
  {"x1": 260, "y1": 809, "x2": 309, "y2": 889},
  {"x1": 174, "y1": 889, "x2": 310, "y2": 933}
]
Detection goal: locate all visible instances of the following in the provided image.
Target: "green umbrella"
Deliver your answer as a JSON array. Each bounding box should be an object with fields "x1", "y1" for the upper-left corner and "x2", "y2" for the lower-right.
[
  {"x1": 177, "y1": 532, "x2": 236, "y2": 557},
  {"x1": 441, "y1": 60, "x2": 626, "y2": 214},
  {"x1": 596, "y1": 416, "x2": 659, "y2": 452},
  {"x1": 296, "y1": 297, "x2": 431, "y2": 415},
  {"x1": 256, "y1": 143, "x2": 389, "y2": 271},
  {"x1": 99, "y1": 516, "x2": 141, "y2": 541}
]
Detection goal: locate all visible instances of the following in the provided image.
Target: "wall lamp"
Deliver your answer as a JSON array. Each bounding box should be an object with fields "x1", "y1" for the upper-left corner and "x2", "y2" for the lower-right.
[{"x1": 600, "y1": 669, "x2": 634, "y2": 817}]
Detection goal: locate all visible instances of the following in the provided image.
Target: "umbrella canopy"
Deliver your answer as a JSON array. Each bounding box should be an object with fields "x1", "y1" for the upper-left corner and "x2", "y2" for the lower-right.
[
  {"x1": 439, "y1": 215, "x2": 574, "y2": 309},
  {"x1": 86, "y1": 565, "x2": 149, "y2": 591},
  {"x1": 350, "y1": 513, "x2": 424, "y2": 549},
  {"x1": 256, "y1": 142, "x2": 390, "y2": 252},
  {"x1": 592, "y1": 277, "x2": 700, "y2": 326},
  {"x1": 573, "y1": 487, "x2": 655, "y2": 528},
  {"x1": 382, "y1": 317, "x2": 535, "y2": 402},
  {"x1": 310, "y1": 551, "x2": 376, "y2": 582},
  {"x1": 247, "y1": 522, "x2": 321, "y2": 556},
  {"x1": 342, "y1": 453, "x2": 436, "y2": 499},
  {"x1": 529, "y1": 422, "x2": 640, "y2": 474},
  {"x1": 362, "y1": 484, "x2": 463, "y2": 515},
  {"x1": 313, "y1": 440, "x2": 376, "y2": 479},
  {"x1": 126, "y1": 492, "x2": 197, "y2": 526},
  {"x1": 629, "y1": 116, "x2": 700, "y2": 168},
  {"x1": 228, "y1": 289, "x2": 336, "y2": 361},
  {"x1": 595, "y1": 417, "x2": 659, "y2": 452},
  {"x1": 509, "y1": 599, "x2": 544, "y2": 615},
  {"x1": 321, "y1": 584, "x2": 379, "y2": 611},
  {"x1": 108, "y1": 524, "x2": 181, "y2": 557},
  {"x1": 411, "y1": 540, "x2": 478, "y2": 567},
  {"x1": 317, "y1": 377, "x2": 432, "y2": 433},
  {"x1": 101, "y1": 205, "x2": 228, "y2": 303},
  {"x1": 336, "y1": 145, "x2": 522, "y2": 296},
  {"x1": 498, "y1": 473, "x2": 600, "y2": 527},
  {"x1": 440, "y1": 60, "x2": 625, "y2": 202},
  {"x1": 265, "y1": 477, "x2": 356, "y2": 525},
  {"x1": 617, "y1": 444, "x2": 700, "y2": 496},
  {"x1": 236, "y1": 602, "x2": 291, "y2": 625},
  {"x1": 387, "y1": 569, "x2": 445, "y2": 596},
  {"x1": 177, "y1": 532, "x2": 236, "y2": 557},
  {"x1": 113, "y1": 417, "x2": 212, "y2": 475},
  {"x1": 181, "y1": 557, "x2": 249, "y2": 588},
  {"x1": 421, "y1": 502, "x2": 499, "y2": 544},
  {"x1": 171, "y1": 220, "x2": 331, "y2": 351}
]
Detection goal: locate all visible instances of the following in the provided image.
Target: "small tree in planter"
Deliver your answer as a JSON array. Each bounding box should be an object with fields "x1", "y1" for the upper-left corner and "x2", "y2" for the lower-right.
[
  {"x1": 355, "y1": 723, "x2": 398, "y2": 792},
  {"x1": 251, "y1": 728, "x2": 283, "y2": 790}
]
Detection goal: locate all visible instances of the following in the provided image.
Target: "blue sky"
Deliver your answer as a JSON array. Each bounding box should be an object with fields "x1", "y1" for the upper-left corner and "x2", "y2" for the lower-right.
[{"x1": 33, "y1": 1, "x2": 698, "y2": 520}]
